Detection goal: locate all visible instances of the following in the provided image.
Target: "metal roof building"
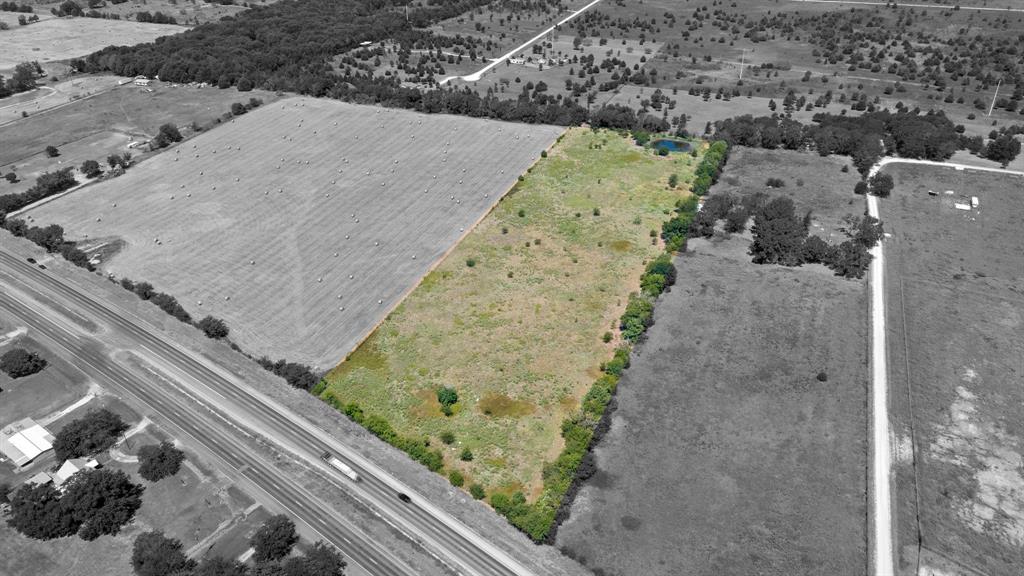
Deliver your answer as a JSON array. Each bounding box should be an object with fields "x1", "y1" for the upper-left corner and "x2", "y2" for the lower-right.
[{"x1": 0, "y1": 418, "x2": 56, "y2": 467}]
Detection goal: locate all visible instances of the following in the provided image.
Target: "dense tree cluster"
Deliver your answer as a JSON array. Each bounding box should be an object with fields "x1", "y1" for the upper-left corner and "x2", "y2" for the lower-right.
[
  {"x1": 52, "y1": 409, "x2": 130, "y2": 461},
  {"x1": 7, "y1": 469, "x2": 143, "y2": 541},
  {"x1": 714, "y1": 108, "x2": 960, "y2": 175},
  {"x1": 0, "y1": 1, "x2": 33, "y2": 12},
  {"x1": 0, "y1": 167, "x2": 78, "y2": 214},
  {"x1": 0, "y1": 348, "x2": 47, "y2": 378},
  {"x1": 137, "y1": 442, "x2": 186, "y2": 482},
  {"x1": 735, "y1": 195, "x2": 881, "y2": 279}
]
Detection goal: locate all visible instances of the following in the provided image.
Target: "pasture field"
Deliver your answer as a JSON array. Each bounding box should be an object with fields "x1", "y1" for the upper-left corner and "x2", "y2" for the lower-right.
[
  {"x1": 0, "y1": 16, "x2": 183, "y2": 73},
  {"x1": 879, "y1": 164, "x2": 1024, "y2": 576},
  {"x1": 0, "y1": 335, "x2": 91, "y2": 426},
  {"x1": 0, "y1": 75, "x2": 126, "y2": 127},
  {"x1": 0, "y1": 79, "x2": 281, "y2": 168},
  {"x1": 556, "y1": 146, "x2": 869, "y2": 576},
  {"x1": 321, "y1": 127, "x2": 700, "y2": 496},
  {"x1": 26, "y1": 97, "x2": 564, "y2": 367}
]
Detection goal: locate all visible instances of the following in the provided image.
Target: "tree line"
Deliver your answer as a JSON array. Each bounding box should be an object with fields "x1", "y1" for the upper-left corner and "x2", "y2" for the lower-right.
[{"x1": 132, "y1": 514, "x2": 346, "y2": 576}]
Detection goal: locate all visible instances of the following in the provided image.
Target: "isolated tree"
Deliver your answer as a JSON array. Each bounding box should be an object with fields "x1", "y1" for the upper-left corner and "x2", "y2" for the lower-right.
[
  {"x1": 0, "y1": 348, "x2": 47, "y2": 378},
  {"x1": 53, "y1": 409, "x2": 129, "y2": 460},
  {"x1": 197, "y1": 315, "x2": 230, "y2": 339},
  {"x1": 80, "y1": 159, "x2": 101, "y2": 178},
  {"x1": 62, "y1": 468, "x2": 144, "y2": 540},
  {"x1": 868, "y1": 172, "x2": 894, "y2": 197},
  {"x1": 132, "y1": 531, "x2": 196, "y2": 576},
  {"x1": 749, "y1": 196, "x2": 806, "y2": 266},
  {"x1": 667, "y1": 173, "x2": 678, "y2": 188},
  {"x1": 44, "y1": 145, "x2": 59, "y2": 157},
  {"x1": 4, "y1": 172, "x2": 17, "y2": 183},
  {"x1": 252, "y1": 514, "x2": 298, "y2": 563},
  {"x1": 157, "y1": 123, "x2": 183, "y2": 143},
  {"x1": 853, "y1": 181, "x2": 868, "y2": 195},
  {"x1": 8, "y1": 61, "x2": 37, "y2": 93},
  {"x1": 6, "y1": 482, "x2": 77, "y2": 540},
  {"x1": 137, "y1": 441, "x2": 186, "y2": 481},
  {"x1": 236, "y1": 77, "x2": 253, "y2": 92}
]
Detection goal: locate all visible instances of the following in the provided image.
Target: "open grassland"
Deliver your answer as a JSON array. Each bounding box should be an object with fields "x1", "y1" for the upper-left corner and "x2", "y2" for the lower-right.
[
  {"x1": 556, "y1": 147, "x2": 870, "y2": 576},
  {"x1": 26, "y1": 97, "x2": 564, "y2": 367},
  {"x1": 0, "y1": 79, "x2": 281, "y2": 168},
  {"x1": 321, "y1": 128, "x2": 699, "y2": 496},
  {"x1": 0, "y1": 336, "x2": 91, "y2": 426},
  {"x1": 880, "y1": 164, "x2": 1024, "y2": 576},
  {"x1": 0, "y1": 17, "x2": 183, "y2": 72}
]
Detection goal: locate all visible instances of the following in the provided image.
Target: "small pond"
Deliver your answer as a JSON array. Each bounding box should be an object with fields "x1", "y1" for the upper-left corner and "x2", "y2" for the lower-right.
[{"x1": 651, "y1": 139, "x2": 692, "y2": 153}]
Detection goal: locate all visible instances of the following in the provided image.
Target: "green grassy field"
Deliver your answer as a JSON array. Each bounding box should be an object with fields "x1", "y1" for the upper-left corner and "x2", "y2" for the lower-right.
[{"x1": 321, "y1": 128, "x2": 700, "y2": 497}]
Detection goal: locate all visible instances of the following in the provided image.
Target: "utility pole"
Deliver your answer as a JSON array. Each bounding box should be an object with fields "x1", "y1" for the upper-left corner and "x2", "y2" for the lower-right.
[{"x1": 987, "y1": 77, "x2": 1002, "y2": 116}]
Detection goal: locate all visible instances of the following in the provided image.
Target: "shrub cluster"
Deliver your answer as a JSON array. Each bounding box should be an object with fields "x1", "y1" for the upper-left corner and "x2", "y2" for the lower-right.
[
  {"x1": 323, "y1": 398, "x2": 444, "y2": 472},
  {"x1": 256, "y1": 357, "x2": 319, "y2": 391},
  {"x1": 117, "y1": 278, "x2": 191, "y2": 323}
]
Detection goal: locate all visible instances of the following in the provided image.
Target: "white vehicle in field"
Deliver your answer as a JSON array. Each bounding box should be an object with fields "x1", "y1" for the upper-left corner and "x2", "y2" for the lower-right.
[{"x1": 321, "y1": 451, "x2": 359, "y2": 481}]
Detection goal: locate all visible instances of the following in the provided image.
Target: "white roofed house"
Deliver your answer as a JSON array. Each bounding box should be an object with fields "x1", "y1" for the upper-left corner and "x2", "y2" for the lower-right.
[
  {"x1": 53, "y1": 458, "x2": 99, "y2": 488},
  {"x1": 0, "y1": 418, "x2": 56, "y2": 468}
]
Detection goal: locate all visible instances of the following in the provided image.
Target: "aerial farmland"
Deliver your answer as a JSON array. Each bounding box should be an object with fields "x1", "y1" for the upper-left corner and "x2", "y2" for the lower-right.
[
  {"x1": 0, "y1": 13, "x2": 183, "y2": 73},
  {"x1": 23, "y1": 97, "x2": 564, "y2": 367}
]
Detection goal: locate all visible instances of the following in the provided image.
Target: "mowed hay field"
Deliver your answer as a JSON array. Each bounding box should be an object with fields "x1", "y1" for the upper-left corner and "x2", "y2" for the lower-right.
[
  {"x1": 880, "y1": 165, "x2": 1024, "y2": 576},
  {"x1": 321, "y1": 128, "x2": 700, "y2": 496},
  {"x1": 0, "y1": 17, "x2": 183, "y2": 72},
  {"x1": 26, "y1": 97, "x2": 564, "y2": 367}
]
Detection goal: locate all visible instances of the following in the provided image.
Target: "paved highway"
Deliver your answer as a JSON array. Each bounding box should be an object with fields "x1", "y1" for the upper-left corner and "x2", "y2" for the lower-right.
[
  {"x1": 0, "y1": 247, "x2": 537, "y2": 576},
  {"x1": 0, "y1": 288, "x2": 412, "y2": 576}
]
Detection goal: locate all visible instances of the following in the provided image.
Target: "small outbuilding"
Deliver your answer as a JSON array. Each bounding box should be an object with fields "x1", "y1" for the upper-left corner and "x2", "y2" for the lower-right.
[{"x1": 53, "y1": 458, "x2": 99, "y2": 487}]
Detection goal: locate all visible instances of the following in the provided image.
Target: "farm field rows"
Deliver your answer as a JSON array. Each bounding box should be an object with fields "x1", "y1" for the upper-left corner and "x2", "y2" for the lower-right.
[
  {"x1": 25, "y1": 97, "x2": 564, "y2": 367},
  {"x1": 556, "y1": 146, "x2": 870, "y2": 576},
  {"x1": 0, "y1": 16, "x2": 183, "y2": 73},
  {"x1": 879, "y1": 164, "x2": 1024, "y2": 576},
  {"x1": 321, "y1": 127, "x2": 700, "y2": 497}
]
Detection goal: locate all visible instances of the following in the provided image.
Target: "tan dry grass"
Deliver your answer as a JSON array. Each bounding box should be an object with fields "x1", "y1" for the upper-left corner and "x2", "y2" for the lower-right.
[{"x1": 322, "y1": 128, "x2": 699, "y2": 496}]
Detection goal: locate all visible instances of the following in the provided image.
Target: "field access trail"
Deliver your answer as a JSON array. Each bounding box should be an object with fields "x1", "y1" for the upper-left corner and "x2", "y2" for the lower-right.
[
  {"x1": 440, "y1": 0, "x2": 605, "y2": 84},
  {"x1": 866, "y1": 157, "x2": 1024, "y2": 576}
]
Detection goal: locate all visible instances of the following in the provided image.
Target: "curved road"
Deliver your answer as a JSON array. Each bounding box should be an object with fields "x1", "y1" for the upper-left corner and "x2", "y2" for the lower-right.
[{"x1": 864, "y1": 157, "x2": 1024, "y2": 576}]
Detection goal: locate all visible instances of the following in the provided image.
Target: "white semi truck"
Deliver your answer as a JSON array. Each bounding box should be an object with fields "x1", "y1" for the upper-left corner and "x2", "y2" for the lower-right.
[{"x1": 321, "y1": 451, "x2": 359, "y2": 481}]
